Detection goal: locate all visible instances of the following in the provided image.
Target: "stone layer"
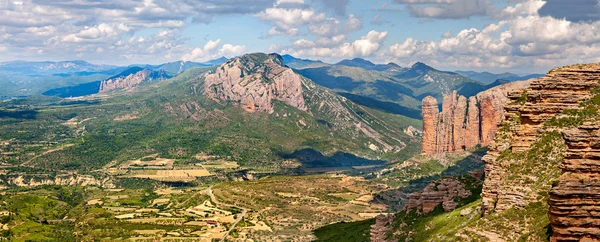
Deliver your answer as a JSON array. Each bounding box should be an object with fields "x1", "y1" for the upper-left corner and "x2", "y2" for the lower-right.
[
  {"x1": 550, "y1": 123, "x2": 600, "y2": 241},
  {"x1": 482, "y1": 66, "x2": 600, "y2": 216}
]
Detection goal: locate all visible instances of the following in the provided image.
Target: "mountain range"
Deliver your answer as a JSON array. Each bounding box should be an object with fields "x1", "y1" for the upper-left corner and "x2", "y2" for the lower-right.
[
  {"x1": 5, "y1": 55, "x2": 540, "y2": 122},
  {"x1": 454, "y1": 70, "x2": 543, "y2": 85}
]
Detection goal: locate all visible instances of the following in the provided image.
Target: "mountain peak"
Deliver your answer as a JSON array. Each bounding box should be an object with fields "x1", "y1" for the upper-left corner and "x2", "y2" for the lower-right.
[
  {"x1": 236, "y1": 53, "x2": 284, "y2": 67},
  {"x1": 205, "y1": 53, "x2": 305, "y2": 113},
  {"x1": 411, "y1": 62, "x2": 434, "y2": 70}
]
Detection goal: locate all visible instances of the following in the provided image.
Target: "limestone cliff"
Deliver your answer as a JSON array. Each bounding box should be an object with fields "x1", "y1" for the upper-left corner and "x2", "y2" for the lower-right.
[
  {"x1": 204, "y1": 53, "x2": 306, "y2": 113},
  {"x1": 421, "y1": 80, "x2": 531, "y2": 154},
  {"x1": 100, "y1": 67, "x2": 171, "y2": 92}
]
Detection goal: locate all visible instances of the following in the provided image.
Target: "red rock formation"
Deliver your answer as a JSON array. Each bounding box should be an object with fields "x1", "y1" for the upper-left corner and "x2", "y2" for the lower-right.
[
  {"x1": 370, "y1": 214, "x2": 395, "y2": 242},
  {"x1": 405, "y1": 177, "x2": 475, "y2": 214},
  {"x1": 550, "y1": 123, "x2": 600, "y2": 241},
  {"x1": 421, "y1": 96, "x2": 439, "y2": 154},
  {"x1": 482, "y1": 64, "x2": 600, "y2": 216},
  {"x1": 421, "y1": 80, "x2": 531, "y2": 154},
  {"x1": 204, "y1": 53, "x2": 306, "y2": 114}
]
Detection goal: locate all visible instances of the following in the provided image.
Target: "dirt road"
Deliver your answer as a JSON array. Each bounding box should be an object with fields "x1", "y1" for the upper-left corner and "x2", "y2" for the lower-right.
[{"x1": 208, "y1": 186, "x2": 248, "y2": 242}]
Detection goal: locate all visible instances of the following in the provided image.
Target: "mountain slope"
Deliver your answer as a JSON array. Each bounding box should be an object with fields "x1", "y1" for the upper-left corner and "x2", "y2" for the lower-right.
[
  {"x1": 0, "y1": 53, "x2": 420, "y2": 179},
  {"x1": 281, "y1": 54, "x2": 329, "y2": 69},
  {"x1": 298, "y1": 61, "x2": 485, "y2": 118},
  {"x1": 455, "y1": 70, "x2": 544, "y2": 85},
  {"x1": 336, "y1": 58, "x2": 403, "y2": 72}
]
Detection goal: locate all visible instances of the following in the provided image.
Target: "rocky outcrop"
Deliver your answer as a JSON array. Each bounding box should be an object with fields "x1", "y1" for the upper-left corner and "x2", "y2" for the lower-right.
[
  {"x1": 204, "y1": 53, "x2": 306, "y2": 113},
  {"x1": 7, "y1": 174, "x2": 115, "y2": 188},
  {"x1": 405, "y1": 176, "x2": 478, "y2": 214},
  {"x1": 100, "y1": 67, "x2": 170, "y2": 92},
  {"x1": 421, "y1": 80, "x2": 531, "y2": 154},
  {"x1": 371, "y1": 214, "x2": 395, "y2": 242},
  {"x1": 482, "y1": 64, "x2": 600, "y2": 216},
  {"x1": 550, "y1": 123, "x2": 600, "y2": 241}
]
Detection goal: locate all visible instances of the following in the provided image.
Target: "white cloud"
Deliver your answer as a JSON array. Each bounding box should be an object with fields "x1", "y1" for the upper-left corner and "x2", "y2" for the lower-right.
[
  {"x1": 383, "y1": 2, "x2": 600, "y2": 72},
  {"x1": 290, "y1": 30, "x2": 388, "y2": 59},
  {"x1": 256, "y1": 7, "x2": 362, "y2": 37},
  {"x1": 219, "y1": 44, "x2": 246, "y2": 57},
  {"x1": 181, "y1": 40, "x2": 246, "y2": 62},
  {"x1": 0, "y1": 0, "x2": 272, "y2": 64}
]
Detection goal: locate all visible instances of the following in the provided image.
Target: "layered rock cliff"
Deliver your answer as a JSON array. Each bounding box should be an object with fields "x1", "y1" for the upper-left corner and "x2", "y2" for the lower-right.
[
  {"x1": 481, "y1": 65, "x2": 600, "y2": 216},
  {"x1": 550, "y1": 123, "x2": 600, "y2": 241},
  {"x1": 421, "y1": 80, "x2": 531, "y2": 154},
  {"x1": 100, "y1": 67, "x2": 170, "y2": 92},
  {"x1": 204, "y1": 53, "x2": 306, "y2": 113}
]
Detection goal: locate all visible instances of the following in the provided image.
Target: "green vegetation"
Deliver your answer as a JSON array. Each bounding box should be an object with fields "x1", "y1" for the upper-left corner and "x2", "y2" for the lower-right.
[
  {"x1": 546, "y1": 86, "x2": 600, "y2": 128},
  {"x1": 313, "y1": 218, "x2": 374, "y2": 242}
]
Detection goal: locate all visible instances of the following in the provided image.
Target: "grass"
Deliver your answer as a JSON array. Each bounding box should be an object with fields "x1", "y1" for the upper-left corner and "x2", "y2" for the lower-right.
[{"x1": 313, "y1": 218, "x2": 375, "y2": 242}]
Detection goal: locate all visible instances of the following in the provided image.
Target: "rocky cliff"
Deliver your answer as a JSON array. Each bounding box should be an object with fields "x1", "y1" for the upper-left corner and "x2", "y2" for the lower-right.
[
  {"x1": 421, "y1": 80, "x2": 531, "y2": 154},
  {"x1": 550, "y1": 123, "x2": 600, "y2": 241},
  {"x1": 99, "y1": 67, "x2": 170, "y2": 92},
  {"x1": 204, "y1": 53, "x2": 306, "y2": 113},
  {"x1": 405, "y1": 175, "x2": 480, "y2": 214},
  {"x1": 481, "y1": 65, "x2": 599, "y2": 216}
]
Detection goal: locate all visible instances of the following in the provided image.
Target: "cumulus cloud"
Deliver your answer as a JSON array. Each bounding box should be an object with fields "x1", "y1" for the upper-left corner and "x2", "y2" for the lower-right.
[
  {"x1": 383, "y1": 1, "x2": 600, "y2": 72},
  {"x1": 0, "y1": 0, "x2": 269, "y2": 64},
  {"x1": 290, "y1": 30, "x2": 388, "y2": 59},
  {"x1": 256, "y1": 6, "x2": 362, "y2": 37},
  {"x1": 394, "y1": 0, "x2": 496, "y2": 19},
  {"x1": 181, "y1": 39, "x2": 245, "y2": 62},
  {"x1": 538, "y1": 0, "x2": 600, "y2": 23}
]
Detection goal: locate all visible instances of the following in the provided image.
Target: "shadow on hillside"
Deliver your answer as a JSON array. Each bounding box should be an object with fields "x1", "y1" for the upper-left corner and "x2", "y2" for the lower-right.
[
  {"x1": 339, "y1": 93, "x2": 422, "y2": 119},
  {"x1": 297, "y1": 67, "x2": 362, "y2": 91},
  {"x1": 43, "y1": 81, "x2": 101, "y2": 98},
  {"x1": 0, "y1": 109, "x2": 38, "y2": 119},
  {"x1": 280, "y1": 148, "x2": 386, "y2": 171},
  {"x1": 373, "y1": 150, "x2": 487, "y2": 209}
]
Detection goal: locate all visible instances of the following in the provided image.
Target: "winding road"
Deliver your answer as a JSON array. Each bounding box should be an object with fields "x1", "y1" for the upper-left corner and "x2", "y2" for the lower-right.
[{"x1": 208, "y1": 186, "x2": 248, "y2": 242}]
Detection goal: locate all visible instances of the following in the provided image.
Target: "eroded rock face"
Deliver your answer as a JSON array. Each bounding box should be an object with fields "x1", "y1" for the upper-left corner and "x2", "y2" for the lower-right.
[
  {"x1": 7, "y1": 174, "x2": 114, "y2": 188},
  {"x1": 481, "y1": 64, "x2": 600, "y2": 217},
  {"x1": 204, "y1": 53, "x2": 306, "y2": 113},
  {"x1": 405, "y1": 177, "x2": 475, "y2": 214},
  {"x1": 371, "y1": 214, "x2": 396, "y2": 242},
  {"x1": 549, "y1": 123, "x2": 600, "y2": 241},
  {"x1": 421, "y1": 80, "x2": 531, "y2": 154},
  {"x1": 100, "y1": 68, "x2": 170, "y2": 92}
]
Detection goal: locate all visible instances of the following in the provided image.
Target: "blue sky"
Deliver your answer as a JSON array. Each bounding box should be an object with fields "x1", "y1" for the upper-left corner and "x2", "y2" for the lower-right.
[{"x1": 1, "y1": 0, "x2": 600, "y2": 74}]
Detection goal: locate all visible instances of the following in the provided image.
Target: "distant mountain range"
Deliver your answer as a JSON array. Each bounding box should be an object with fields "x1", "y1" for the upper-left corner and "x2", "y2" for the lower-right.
[
  {"x1": 4, "y1": 55, "x2": 543, "y2": 119},
  {"x1": 0, "y1": 60, "x2": 117, "y2": 75},
  {"x1": 281, "y1": 54, "x2": 329, "y2": 69},
  {"x1": 336, "y1": 58, "x2": 403, "y2": 72},
  {"x1": 3, "y1": 57, "x2": 228, "y2": 98},
  {"x1": 297, "y1": 59, "x2": 486, "y2": 119},
  {"x1": 454, "y1": 70, "x2": 543, "y2": 85}
]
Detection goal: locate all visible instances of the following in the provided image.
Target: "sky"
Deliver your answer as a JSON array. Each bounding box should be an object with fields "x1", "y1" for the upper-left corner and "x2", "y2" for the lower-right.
[{"x1": 1, "y1": 0, "x2": 600, "y2": 74}]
